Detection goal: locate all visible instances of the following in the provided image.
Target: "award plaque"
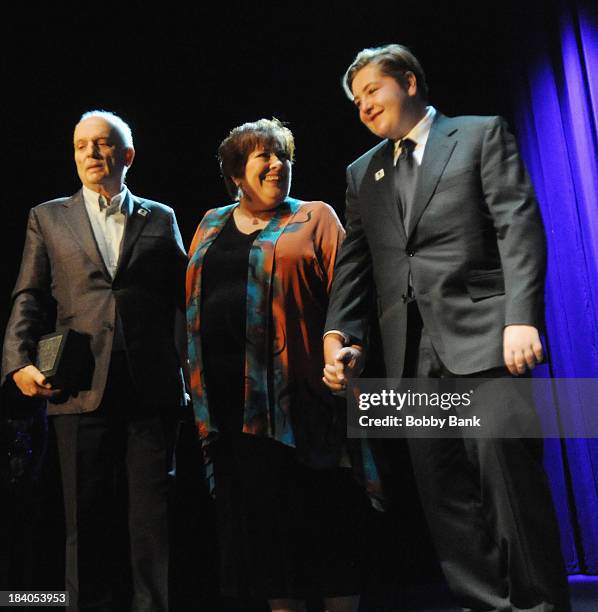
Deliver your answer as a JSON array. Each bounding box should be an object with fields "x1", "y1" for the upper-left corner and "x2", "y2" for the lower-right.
[{"x1": 35, "y1": 329, "x2": 93, "y2": 390}]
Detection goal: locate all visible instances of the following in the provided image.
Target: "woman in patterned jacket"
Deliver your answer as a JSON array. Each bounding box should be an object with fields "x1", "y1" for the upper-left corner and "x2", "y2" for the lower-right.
[{"x1": 186, "y1": 118, "x2": 368, "y2": 612}]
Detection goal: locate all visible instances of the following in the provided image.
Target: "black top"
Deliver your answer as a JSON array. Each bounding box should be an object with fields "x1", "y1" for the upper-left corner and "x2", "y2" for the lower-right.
[{"x1": 200, "y1": 215, "x2": 260, "y2": 433}]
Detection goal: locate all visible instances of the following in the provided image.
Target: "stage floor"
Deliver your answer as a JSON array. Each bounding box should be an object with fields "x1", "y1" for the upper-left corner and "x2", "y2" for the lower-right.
[{"x1": 398, "y1": 575, "x2": 598, "y2": 611}]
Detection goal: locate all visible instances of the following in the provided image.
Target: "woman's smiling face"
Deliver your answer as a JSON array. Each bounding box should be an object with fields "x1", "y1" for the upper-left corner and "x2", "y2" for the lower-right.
[{"x1": 237, "y1": 143, "x2": 292, "y2": 209}]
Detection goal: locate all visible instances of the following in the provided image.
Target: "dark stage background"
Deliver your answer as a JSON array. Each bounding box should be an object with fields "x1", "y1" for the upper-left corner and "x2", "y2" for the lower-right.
[
  {"x1": 2, "y1": 1, "x2": 597, "y2": 610},
  {"x1": 1, "y1": 1, "x2": 518, "y2": 304}
]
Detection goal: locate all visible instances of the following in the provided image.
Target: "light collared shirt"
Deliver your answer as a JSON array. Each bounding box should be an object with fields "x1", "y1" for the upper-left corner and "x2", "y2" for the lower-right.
[
  {"x1": 82, "y1": 185, "x2": 131, "y2": 278},
  {"x1": 393, "y1": 106, "x2": 437, "y2": 166}
]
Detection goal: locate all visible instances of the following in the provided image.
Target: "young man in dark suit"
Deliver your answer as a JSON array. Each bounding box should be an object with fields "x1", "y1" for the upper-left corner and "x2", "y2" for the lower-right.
[
  {"x1": 323, "y1": 45, "x2": 569, "y2": 611},
  {"x1": 2, "y1": 111, "x2": 187, "y2": 611}
]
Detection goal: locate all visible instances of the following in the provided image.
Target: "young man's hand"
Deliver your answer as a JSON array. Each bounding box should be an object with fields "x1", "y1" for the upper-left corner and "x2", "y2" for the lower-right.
[{"x1": 503, "y1": 325, "x2": 543, "y2": 375}]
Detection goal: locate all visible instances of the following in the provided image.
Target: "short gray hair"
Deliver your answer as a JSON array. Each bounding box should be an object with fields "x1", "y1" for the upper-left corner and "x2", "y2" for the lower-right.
[{"x1": 77, "y1": 110, "x2": 134, "y2": 148}]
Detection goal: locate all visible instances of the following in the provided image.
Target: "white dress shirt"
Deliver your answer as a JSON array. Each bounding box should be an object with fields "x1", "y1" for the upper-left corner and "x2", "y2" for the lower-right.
[
  {"x1": 82, "y1": 185, "x2": 131, "y2": 278},
  {"x1": 393, "y1": 106, "x2": 437, "y2": 166}
]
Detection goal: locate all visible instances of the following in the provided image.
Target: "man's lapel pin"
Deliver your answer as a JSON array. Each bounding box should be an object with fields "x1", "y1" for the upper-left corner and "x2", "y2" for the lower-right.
[{"x1": 375, "y1": 169, "x2": 385, "y2": 181}]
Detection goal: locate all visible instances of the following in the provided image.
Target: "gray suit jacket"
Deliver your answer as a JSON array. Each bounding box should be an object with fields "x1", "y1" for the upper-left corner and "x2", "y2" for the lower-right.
[
  {"x1": 325, "y1": 113, "x2": 546, "y2": 377},
  {"x1": 2, "y1": 189, "x2": 188, "y2": 414}
]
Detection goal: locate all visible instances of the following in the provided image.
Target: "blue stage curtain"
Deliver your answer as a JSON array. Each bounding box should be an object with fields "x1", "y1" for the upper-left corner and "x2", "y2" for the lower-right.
[{"x1": 510, "y1": 0, "x2": 598, "y2": 573}]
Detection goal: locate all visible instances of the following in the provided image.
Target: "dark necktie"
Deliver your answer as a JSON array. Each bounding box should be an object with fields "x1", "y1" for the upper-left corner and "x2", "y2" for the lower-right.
[{"x1": 395, "y1": 138, "x2": 417, "y2": 233}]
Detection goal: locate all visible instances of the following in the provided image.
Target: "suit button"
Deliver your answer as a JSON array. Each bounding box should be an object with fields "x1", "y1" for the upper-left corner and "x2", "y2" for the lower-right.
[{"x1": 407, "y1": 251, "x2": 415, "y2": 257}]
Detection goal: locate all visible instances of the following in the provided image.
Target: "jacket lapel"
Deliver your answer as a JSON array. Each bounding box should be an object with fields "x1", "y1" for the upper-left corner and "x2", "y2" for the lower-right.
[
  {"x1": 407, "y1": 113, "x2": 457, "y2": 240},
  {"x1": 115, "y1": 194, "x2": 149, "y2": 279},
  {"x1": 367, "y1": 139, "x2": 407, "y2": 244},
  {"x1": 60, "y1": 190, "x2": 111, "y2": 279}
]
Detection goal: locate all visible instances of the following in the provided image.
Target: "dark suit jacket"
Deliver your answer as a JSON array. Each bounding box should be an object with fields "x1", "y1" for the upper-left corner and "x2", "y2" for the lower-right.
[
  {"x1": 325, "y1": 113, "x2": 546, "y2": 377},
  {"x1": 2, "y1": 189, "x2": 188, "y2": 414}
]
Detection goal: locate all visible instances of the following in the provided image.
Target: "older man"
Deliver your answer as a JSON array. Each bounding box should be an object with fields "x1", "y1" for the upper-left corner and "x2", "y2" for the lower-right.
[
  {"x1": 324, "y1": 45, "x2": 569, "y2": 611},
  {"x1": 2, "y1": 111, "x2": 187, "y2": 611}
]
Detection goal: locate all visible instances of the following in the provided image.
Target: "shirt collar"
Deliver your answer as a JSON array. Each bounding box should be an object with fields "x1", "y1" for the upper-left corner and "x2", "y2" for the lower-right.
[
  {"x1": 393, "y1": 106, "x2": 437, "y2": 163},
  {"x1": 82, "y1": 185, "x2": 130, "y2": 215}
]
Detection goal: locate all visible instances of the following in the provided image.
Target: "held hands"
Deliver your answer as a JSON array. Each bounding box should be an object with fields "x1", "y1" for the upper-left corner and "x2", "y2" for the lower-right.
[
  {"x1": 503, "y1": 324, "x2": 543, "y2": 375},
  {"x1": 322, "y1": 333, "x2": 364, "y2": 394},
  {"x1": 12, "y1": 364, "x2": 61, "y2": 398}
]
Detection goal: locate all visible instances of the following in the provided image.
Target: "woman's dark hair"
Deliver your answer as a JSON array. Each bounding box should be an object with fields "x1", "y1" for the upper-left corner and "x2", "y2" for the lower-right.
[{"x1": 218, "y1": 118, "x2": 295, "y2": 200}]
